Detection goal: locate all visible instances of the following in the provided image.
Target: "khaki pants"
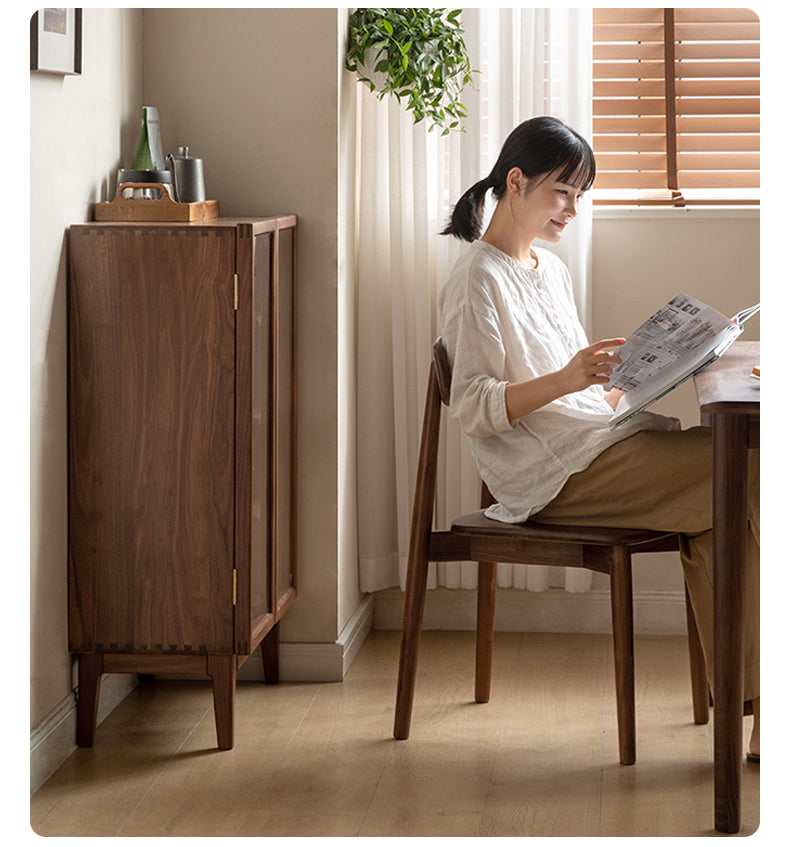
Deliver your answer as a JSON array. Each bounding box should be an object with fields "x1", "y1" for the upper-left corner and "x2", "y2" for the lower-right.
[{"x1": 533, "y1": 426, "x2": 760, "y2": 701}]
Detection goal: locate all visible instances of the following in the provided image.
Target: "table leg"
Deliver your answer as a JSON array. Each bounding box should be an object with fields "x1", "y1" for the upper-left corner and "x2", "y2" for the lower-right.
[{"x1": 713, "y1": 414, "x2": 749, "y2": 834}]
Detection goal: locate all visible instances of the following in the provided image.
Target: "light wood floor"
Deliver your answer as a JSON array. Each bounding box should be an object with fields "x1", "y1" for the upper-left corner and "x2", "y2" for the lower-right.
[{"x1": 30, "y1": 630, "x2": 759, "y2": 837}]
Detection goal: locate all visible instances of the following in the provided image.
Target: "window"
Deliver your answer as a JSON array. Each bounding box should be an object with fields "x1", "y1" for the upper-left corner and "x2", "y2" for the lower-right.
[{"x1": 592, "y1": 8, "x2": 759, "y2": 205}]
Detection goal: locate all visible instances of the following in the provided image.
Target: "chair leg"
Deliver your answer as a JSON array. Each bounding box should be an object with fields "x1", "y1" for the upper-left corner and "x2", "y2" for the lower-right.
[
  {"x1": 394, "y1": 549, "x2": 431, "y2": 740},
  {"x1": 609, "y1": 547, "x2": 636, "y2": 765},
  {"x1": 475, "y1": 561, "x2": 497, "y2": 703},
  {"x1": 684, "y1": 586, "x2": 710, "y2": 725}
]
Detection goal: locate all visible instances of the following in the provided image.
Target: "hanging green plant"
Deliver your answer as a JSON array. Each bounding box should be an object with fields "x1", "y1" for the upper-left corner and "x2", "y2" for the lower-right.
[{"x1": 345, "y1": 8, "x2": 478, "y2": 135}]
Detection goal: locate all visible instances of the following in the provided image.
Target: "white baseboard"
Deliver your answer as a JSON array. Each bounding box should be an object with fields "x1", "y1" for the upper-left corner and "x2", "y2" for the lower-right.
[
  {"x1": 30, "y1": 673, "x2": 138, "y2": 796},
  {"x1": 372, "y1": 587, "x2": 688, "y2": 636},
  {"x1": 237, "y1": 595, "x2": 374, "y2": 683}
]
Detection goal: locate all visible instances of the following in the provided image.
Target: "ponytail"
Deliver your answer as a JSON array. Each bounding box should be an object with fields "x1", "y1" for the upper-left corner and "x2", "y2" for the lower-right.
[
  {"x1": 440, "y1": 176, "x2": 494, "y2": 242},
  {"x1": 441, "y1": 116, "x2": 596, "y2": 242}
]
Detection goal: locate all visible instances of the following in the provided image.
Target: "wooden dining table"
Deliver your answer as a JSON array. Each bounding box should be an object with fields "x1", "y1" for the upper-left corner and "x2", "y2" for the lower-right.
[{"x1": 692, "y1": 340, "x2": 760, "y2": 834}]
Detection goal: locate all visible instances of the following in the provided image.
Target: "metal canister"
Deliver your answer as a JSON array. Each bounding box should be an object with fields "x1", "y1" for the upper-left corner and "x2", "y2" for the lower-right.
[{"x1": 166, "y1": 147, "x2": 206, "y2": 203}]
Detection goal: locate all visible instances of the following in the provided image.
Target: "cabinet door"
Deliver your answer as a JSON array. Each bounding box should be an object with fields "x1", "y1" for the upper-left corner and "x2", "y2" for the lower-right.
[
  {"x1": 250, "y1": 230, "x2": 273, "y2": 635},
  {"x1": 274, "y1": 224, "x2": 296, "y2": 612},
  {"x1": 235, "y1": 225, "x2": 276, "y2": 654},
  {"x1": 68, "y1": 226, "x2": 237, "y2": 654},
  {"x1": 235, "y1": 220, "x2": 296, "y2": 654}
]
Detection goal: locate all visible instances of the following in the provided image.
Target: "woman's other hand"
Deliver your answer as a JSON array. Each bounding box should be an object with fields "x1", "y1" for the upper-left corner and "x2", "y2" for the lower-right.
[{"x1": 605, "y1": 387, "x2": 626, "y2": 411}]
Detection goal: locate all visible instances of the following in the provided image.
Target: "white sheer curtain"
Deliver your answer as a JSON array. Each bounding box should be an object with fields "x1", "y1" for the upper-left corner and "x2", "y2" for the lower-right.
[{"x1": 356, "y1": 8, "x2": 594, "y2": 594}]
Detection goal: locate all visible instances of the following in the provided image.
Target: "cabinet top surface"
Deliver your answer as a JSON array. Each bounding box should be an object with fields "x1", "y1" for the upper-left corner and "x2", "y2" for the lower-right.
[{"x1": 73, "y1": 215, "x2": 296, "y2": 232}]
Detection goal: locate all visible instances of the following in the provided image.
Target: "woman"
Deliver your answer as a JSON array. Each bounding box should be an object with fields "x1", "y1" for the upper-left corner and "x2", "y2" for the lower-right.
[{"x1": 439, "y1": 116, "x2": 760, "y2": 760}]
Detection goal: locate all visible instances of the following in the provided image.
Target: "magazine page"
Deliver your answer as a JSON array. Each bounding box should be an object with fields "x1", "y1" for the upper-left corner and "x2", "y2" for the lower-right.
[
  {"x1": 608, "y1": 323, "x2": 740, "y2": 427},
  {"x1": 606, "y1": 294, "x2": 733, "y2": 393}
]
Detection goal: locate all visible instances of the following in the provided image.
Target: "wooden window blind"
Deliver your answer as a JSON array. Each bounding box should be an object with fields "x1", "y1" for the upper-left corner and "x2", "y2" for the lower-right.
[{"x1": 593, "y1": 8, "x2": 759, "y2": 205}]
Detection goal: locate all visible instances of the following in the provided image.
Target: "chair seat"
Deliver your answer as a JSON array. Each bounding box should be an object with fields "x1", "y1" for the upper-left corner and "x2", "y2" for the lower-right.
[{"x1": 451, "y1": 509, "x2": 678, "y2": 548}]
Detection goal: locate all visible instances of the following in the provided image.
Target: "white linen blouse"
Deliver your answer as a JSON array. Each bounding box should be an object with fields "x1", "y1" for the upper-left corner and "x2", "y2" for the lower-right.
[{"x1": 438, "y1": 240, "x2": 678, "y2": 522}]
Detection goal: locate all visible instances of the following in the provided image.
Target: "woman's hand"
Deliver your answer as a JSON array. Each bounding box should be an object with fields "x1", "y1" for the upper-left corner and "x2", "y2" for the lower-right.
[
  {"x1": 558, "y1": 338, "x2": 625, "y2": 394},
  {"x1": 504, "y1": 338, "x2": 626, "y2": 423}
]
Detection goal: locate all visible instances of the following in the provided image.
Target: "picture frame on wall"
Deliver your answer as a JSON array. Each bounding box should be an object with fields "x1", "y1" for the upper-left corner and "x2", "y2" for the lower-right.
[{"x1": 31, "y1": 8, "x2": 82, "y2": 75}]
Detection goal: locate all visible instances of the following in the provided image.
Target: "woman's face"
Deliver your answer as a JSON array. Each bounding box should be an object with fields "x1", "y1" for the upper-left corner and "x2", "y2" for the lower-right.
[{"x1": 509, "y1": 166, "x2": 586, "y2": 244}]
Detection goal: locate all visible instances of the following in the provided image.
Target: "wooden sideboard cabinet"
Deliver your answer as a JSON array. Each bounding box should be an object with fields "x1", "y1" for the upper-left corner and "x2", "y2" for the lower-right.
[{"x1": 67, "y1": 216, "x2": 297, "y2": 749}]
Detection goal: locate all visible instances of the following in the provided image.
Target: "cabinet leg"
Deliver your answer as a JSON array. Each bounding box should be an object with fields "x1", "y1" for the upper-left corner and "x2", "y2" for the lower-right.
[
  {"x1": 207, "y1": 655, "x2": 236, "y2": 750},
  {"x1": 76, "y1": 653, "x2": 103, "y2": 747},
  {"x1": 261, "y1": 623, "x2": 280, "y2": 684}
]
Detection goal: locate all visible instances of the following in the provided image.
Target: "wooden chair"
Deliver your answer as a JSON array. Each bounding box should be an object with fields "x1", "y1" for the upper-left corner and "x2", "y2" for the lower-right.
[{"x1": 394, "y1": 338, "x2": 710, "y2": 764}]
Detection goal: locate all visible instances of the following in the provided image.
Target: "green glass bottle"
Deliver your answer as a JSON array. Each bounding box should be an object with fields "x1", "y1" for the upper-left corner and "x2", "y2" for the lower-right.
[{"x1": 130, "y1": 106, "x2": 165, "y2": 170}]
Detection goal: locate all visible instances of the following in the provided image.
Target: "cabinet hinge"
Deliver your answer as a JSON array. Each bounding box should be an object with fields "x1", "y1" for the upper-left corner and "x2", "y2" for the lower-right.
[
  {"x1": 232, "y1": 569, "x2": 238, "y2": 605},
  {"x1": 234, "y1": 274, "x2": 239, "y2": 310}
]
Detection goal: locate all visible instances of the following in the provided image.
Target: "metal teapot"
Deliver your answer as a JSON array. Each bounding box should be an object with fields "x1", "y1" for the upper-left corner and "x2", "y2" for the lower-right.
[{"x1": 166, "y1": 146, "x2": 206, "y2": 203}]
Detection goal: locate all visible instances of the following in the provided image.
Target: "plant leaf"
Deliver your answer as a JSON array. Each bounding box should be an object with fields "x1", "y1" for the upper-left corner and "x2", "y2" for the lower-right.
[{"x1": 345, "y1": 8, "x2": 478, "y2": 133}]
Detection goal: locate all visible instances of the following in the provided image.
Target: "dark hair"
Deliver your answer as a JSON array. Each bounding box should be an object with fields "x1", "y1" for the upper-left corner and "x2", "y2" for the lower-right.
[{"x1": 441, "y1": 116, "x2": 596, "y2": 242}]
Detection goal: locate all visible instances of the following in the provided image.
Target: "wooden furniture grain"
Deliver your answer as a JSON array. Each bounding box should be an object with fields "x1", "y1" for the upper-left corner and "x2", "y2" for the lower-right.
[
  {"x1": 395, "y1": 339, "x2": 709, "y2": 764},
  {"x1": 693, "y1": 340, "x2": 760, "y2": 833},
  {"x1": 68, "y1": 216, "x2": 297, "y2": 750}
]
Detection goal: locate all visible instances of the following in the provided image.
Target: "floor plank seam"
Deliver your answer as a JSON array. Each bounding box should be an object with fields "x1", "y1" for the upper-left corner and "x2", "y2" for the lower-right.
[
  {"x1": 115, "y1": 700, "x2": 215, "y2": 836},
  {"x1": 478, "y1": 635, "x2": 520, "y2": 837},
  {"x1": 598, "y1": 638, "x2": 616, "y2": 836},
  {"x1": 598, "y1": 665, "x2": 613, "y2": 837},
  {"x1": 355, "y1": 732, "x2": 395, "y2": 836},
  {"x1": 235, "y1": 684, "x2": 323, "y2": 836}
]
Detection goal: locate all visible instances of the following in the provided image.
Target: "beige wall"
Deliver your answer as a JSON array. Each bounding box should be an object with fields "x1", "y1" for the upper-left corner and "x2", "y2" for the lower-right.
[
  {"x1": 337, "y1": 15, "x2": 362, "y2": 629},
  {"x1": 30, "y1": 7, "x2": 143, "y2": 731}
]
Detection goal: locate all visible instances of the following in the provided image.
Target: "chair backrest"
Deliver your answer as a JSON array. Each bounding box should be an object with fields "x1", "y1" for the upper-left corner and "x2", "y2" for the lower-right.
[
  {"x1": 433, "y1": 339, "x2": 451, "y2": 406},
  {"x1": 406, "y1": 339, "x2": 448, "y2": 554},
  {"x1": 430, "y1": 337, "x2": 494, "y2": 510}
]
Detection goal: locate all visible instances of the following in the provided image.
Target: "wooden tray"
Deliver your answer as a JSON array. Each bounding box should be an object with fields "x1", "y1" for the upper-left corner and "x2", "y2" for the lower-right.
[{"x1": 93, "y1": 183, "x2": 220, "y2": 222}]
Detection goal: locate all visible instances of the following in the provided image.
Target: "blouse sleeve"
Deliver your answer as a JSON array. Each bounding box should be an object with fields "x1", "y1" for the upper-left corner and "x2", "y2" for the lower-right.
[{"x1": 444, "y1": 302, "x2": 514, "y2": 439}]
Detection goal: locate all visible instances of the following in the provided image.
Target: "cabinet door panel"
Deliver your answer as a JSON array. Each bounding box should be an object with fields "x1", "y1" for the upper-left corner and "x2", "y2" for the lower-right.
[
  {"x1": 69, "y1": 227, "x2": 236, "y2": 653},
  {"x1": 250, "y1": 231, "x2": 273, "y2": 628},
  {"x1": 275, "y1": 226, "x2": 296, "y2": 608}
]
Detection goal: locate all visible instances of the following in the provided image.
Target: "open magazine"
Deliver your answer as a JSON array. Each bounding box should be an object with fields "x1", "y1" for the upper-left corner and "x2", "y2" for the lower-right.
[{"x1": 607, "y1": 293, "x2": 760, "y2": 428}]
